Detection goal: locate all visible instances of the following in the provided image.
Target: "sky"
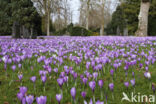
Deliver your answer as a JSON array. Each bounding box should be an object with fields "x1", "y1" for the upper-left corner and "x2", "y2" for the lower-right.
[
  {"x1": 69, "y1": 0, "x2": 80, "y2": 23},
  {"x1": 69, "y1": 0, "x2": 119, "y2": 23}
]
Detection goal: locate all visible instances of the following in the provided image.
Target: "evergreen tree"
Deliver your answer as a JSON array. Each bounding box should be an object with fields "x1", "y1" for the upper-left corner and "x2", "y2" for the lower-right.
[
  {"x1": 106, "y1": 0, "x2": 156, "y2": 36},
  {"x1": 0, "y1": 0, "x2": 42, "y2": 38},
  {"x1": 12, "y1": 0, "x2": 42, "y2": 38},
  {"x1": 0, "y1": 0, "x2": 12, "y2": 35}
]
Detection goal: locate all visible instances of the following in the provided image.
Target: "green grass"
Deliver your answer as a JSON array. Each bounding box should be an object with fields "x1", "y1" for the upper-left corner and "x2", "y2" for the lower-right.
[{"x1": 0, "y1": 40, "x2": 156, "y2": 104}]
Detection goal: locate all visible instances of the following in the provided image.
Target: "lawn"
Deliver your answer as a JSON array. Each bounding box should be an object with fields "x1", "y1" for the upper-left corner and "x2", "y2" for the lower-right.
[{"x1": 0, "y1": 36, "x2": 156, "y2": 104}]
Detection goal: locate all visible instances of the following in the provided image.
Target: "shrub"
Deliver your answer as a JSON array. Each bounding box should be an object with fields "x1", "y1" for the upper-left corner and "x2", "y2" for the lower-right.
[{"x1": 70, "y1": 26, "x2": 92, "y2": 36}]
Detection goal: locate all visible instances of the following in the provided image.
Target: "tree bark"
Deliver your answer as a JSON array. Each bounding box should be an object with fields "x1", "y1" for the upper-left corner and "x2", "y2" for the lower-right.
[
  {"x1": 47, "y1": 11, "x2": 50, "y2": 36},
  {"x1": 135, "y1": 0, "x2": 150, "y2": 36},
  {"x1": 86, "y1": 0, "x2": 90, "y2": 30},
  {"x1": 100, "y1": 0, "x2": 105, "y2": 36},
  {"x1": 100, "y1": 24, "x2": 104, "y2": 36},
  {"x1": 12, "y1": 21, "x2": 20, "y2": 38}
]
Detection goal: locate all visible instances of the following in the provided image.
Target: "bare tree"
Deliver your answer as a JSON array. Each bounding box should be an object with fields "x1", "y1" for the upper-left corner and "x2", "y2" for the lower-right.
[
  {"x1": 135, "y1": 0, "x2": 150, "y2": 36},
  {"x1": 32, "y1": 0, "x2": 55, "y2": 36}
]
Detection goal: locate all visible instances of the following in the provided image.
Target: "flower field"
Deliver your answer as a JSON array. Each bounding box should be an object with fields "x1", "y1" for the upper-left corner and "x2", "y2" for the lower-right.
[{"x1": 0, "y1": 36, "x2": 156, "y2": 104}]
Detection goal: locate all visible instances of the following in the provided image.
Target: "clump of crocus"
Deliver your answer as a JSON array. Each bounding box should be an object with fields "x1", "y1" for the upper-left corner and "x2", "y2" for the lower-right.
[
  {"x1": 89, "y1": 81, "x2": 96, "y2": 92},
  {"x1": 18, "y1": 73, "x2": 23, "y2": 82},
  {"x1": 132, "y1": 72, "x2": 135, "y2": 78},
  {"x1": 89, "y1": 81, "x2": 96, "y2": 103},
  {"x1": 17, "y1": 86, "x2": 27, "y2": 103},
  {"x1": 110, "y1": 69, "x2": 114, "y2": 78},
  {"x1": 144, "y1": 72, "x2": 151, "y2": 79},
  {"x1": 20, "y1": 86, "x2": 27, "y2": 95},
  {"x1": 109, "y1": 83, "x2": 114, "y2": 100},
  {"x1": 81, "y1": 91, "x2": 86, "y2": 99},
  {"x1": 109, "y1": 83, "x2": 114, "y2": 91},
  {"x1": 70, "y1": 87, "x2": 76, "y2": 104},
  {"x1": 11, "y1": 65, "x2": 16, "y2": 72},
  {"x1": 124, "y1": 81, "x2": 129, "y2": 90},
  {"x1": 30, "y1": 76, "x2": 37, "y2": 92},
  {"x1": 57, "y1": 78, "x2": 64, "y2": 88},
  {"x1": 26, "y1": 95, "x2": 34, "y2": 104},
  {"x1": 131, "y1": 79, "x2": 135, "y2": 92},
  {"x1": 93, "y1": 72, "x2": 98, "y2": 80},
  {"x1": 17, "y1": 92, "x2": 24, "y2": 102},
  {"x1": 96, "y1": 100, "x2": 104, "y2": 104},
  {"x1": 152, "y1": 83, "x2": 156, "y2": 93},
  {"x1": 56, "y1": 94, "x2": 62, "y2": 104},
  {"x1": 98, "y1": 80, "x2": 104, "y2": 99},
  {"x1": 41, "y1": 75, "x2": 47, "y2": 92},
  {"x1": 144, "y1": 72, "x2": 152, "y2": 89},
  {"x1": 82, "y1": 77, "x2": 88, "y2": 86},
  {"x1": 41, "y1": 75, "x2": 47, "y2": 83},
  {"x1": 53, "y1": 68, "x2": 58, "y2": 73},
  {"x1": 30, "y1": 76, "x2": 36, "y2": 83},
  {"x1": 81, "y1": 91, "x2": 87, "y2": 104},
  {"x1": 130, "y1": 79, "x2": 135, "y2": 87},
  {"x1": 36, "y1": 96, "x2": 47, "y2": 104},
  {"x1": 98, "y1": 80, "x2": 103, "y2": 88}
]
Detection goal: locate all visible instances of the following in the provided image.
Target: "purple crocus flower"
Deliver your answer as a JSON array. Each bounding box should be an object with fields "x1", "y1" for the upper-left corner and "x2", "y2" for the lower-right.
[
  {"x1": 22, "y1": 97, "x2": 26, "y2": 104},
  {"x1": 109, "y1": 83, "x2": 114, "y2": 91},
  {"x1": 70, "y1": 87, "x2": 76, "y2": 99},
  {"x1": 20, "y1": 86, "x2": 27, "y2": 95},
  {"x1": 73, "y1": 72, "x2": 78, "y2": 79},
  {"x1": 11, "y1": 65, "x2": 16, "y2": 71},
  {"x1": 145, "y1": 66, "x2": 149, "y2": 71},
  {"x1": 132, "y1": 72, "x2": 135, "y2": 77},
  {"x1": 18, "y1": 64, "x2": 22, "y2": 68},
  {"x1": 130, "y1": 79, "x2": 135, "y2": 87},
  {"x1": 53, "y1": 68, "x2": 58, "y2": 73},
  {"x1": 82, "y1": 77, "x2": 88, "y2": 85},
  {"x1": 89, "y1": 81, "x2": 96, "y2": 92},
  {"x1": 89, "y1": 99, "x2": 93, "y2": 104},
  {"x1": 152, "y1": 84, "x2": 155, "y2": 93},
  {"x1": 36, "y1": 96, "x2": 47, "y2": 104},
  {"x1": 124, "y1": 82, "x2": 129, "y2": 88},
  {"x1": 41, "y1": 76, "x2": 47, "y2": 83},
  {"x1": 139, "y1": 63, "x2": 143, "y2": 68},
  {"x1": 39, "y1": 70, "x2": 44, "y2": 76},
  {"x1": 98, "y1": 80, "x2": 103, "y2": 88},
  {"x1": 26, "y1": 95, "x2": 34, "y2": 104},
  {"x1": 110, "y1": 69, "x2": 114, "y2": 76},
  {"x1": 144, "y1": 72, "x2": 151, "y2": 79},
  {"x1": 63, "y1": 76, "x2": 68, "y2": 83},
  {"x1": 96, "y1": 100, "x2": 104, "y2": 104},
  {"x1": 57, "y1": 78, "x2": 64, "y2": 88},
  {"x1": 18, "y1": 74, "x2": 23, "y2": 81},
  {"x1": 81, "y1": 91, "x2": 86, "y2": 98},
  {"x1": 60, "y1": 72, "x2": 65, "y2": 78},
  {"x1": 56, "y1": 94, "x2": 62, "y2": 104},
  {"x1": 30, "y1": 76, "x2": 36, "y2": 83},
  {"x1": 17, "y1": 92, "x2": 24, "y2": 101},
  {"x1": 93, "y1": 72, "x2": 98, "y2": 79}
]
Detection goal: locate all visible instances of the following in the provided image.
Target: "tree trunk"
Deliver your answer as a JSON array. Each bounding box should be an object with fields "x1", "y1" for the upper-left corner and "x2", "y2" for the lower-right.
[
  {"x1": 100, "y1": 24, "x2": 104, "y2": 36},
  {"x1": 47, "y1": 11, "x2": 50, "y2": 36},
  {"x1": 86, "y1": 0, "x2": 90, "y2": 30},
  {"x1": 12, "y1": 21, "x2": 20, "y2": 38},
  {"x1": 135, "y1": 1, "x2": 150, "y2": 36},
  {"x1": 100, "y1": 0, "x2": 105, "y2": 36}
]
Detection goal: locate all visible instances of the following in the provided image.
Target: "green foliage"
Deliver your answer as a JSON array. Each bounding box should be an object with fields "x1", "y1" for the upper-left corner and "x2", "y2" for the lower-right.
[
  {"x1": 67, "y1": 23, "x2": 74, "y2": 33},
  {"x1": 54, "y1": 23, "x2": 93, "y2": 36},
  {"x1": 55, "y1": 28, "x2": 67, "y2": 36},
  {"x1": 148, "y1": 0, "x2": 156, "y2": 36},
  {"x1": 0, "y1": 0, "x2": 12, "y2": 35},
  {"x1": 0, "y1": 0, "x2": 42, "y2": 36},
  {"x1": 70, "y1": 26, "x2": 92, "y2": 36},
  {"x1": 106, "y1": 0, "x2": 156, "y2": 36}
]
